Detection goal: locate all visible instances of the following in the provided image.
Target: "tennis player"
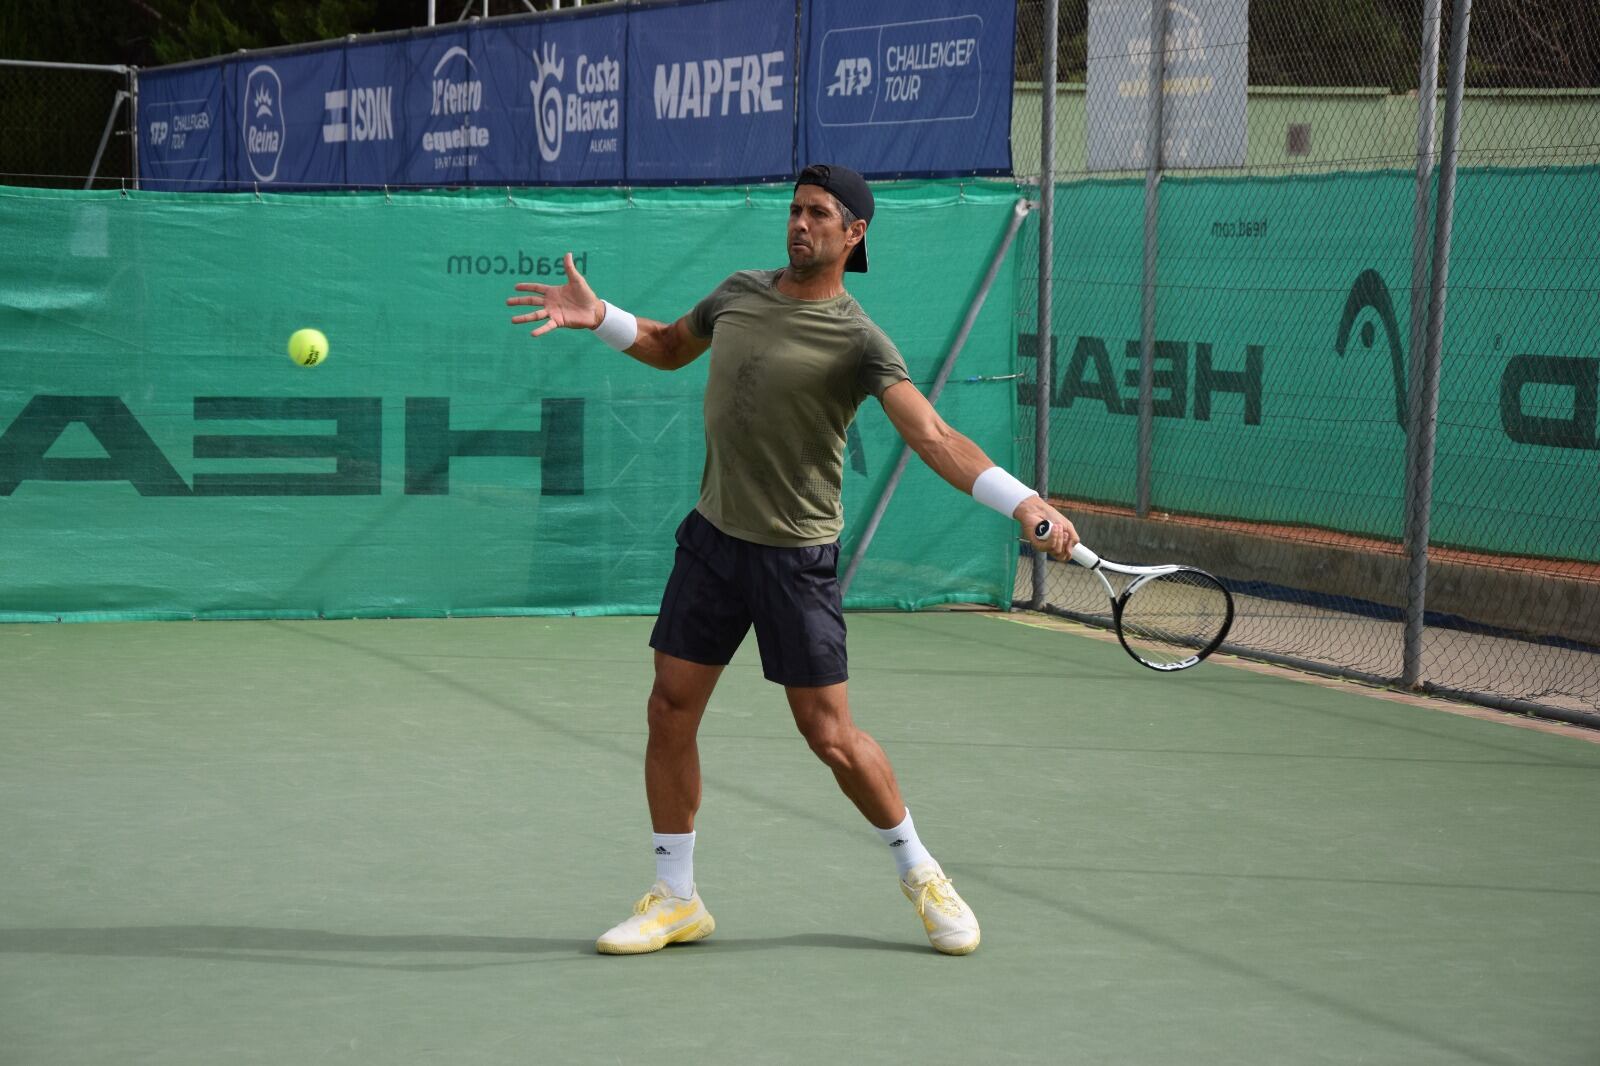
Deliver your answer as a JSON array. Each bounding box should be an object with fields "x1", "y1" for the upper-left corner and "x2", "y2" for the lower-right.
[{"x1": 508, "y1": 163, "x2": 1078, "y2": 956}]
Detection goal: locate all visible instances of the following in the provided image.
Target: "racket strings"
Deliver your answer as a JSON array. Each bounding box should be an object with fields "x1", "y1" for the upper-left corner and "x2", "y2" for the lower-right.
[{"x1": 1118, "y1": 570, "x2": 1231, "y2": 665}]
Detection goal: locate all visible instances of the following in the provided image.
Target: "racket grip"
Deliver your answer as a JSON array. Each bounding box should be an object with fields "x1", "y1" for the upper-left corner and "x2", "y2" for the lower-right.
[
  {"x1": 1036, "y1": 518, "x2": 1100, "y2": 569},
  {"x1": 1033, "y1": 521, "x2": 1102, "y2": 569}
]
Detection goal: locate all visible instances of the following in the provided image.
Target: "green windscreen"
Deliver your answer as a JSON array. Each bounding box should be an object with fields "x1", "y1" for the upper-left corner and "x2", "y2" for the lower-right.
[
  {"x1": 1025, "y1": 165, "x2": 1600, "y2": 563},
  {"x1": 0, "y1": 182, "x2": 1021, "y2": 621}
]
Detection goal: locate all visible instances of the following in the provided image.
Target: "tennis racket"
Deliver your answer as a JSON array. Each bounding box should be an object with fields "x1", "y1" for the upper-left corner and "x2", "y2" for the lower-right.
[{"x1": 1034, "y1": 521, "x2": 1234, "y2": 672}]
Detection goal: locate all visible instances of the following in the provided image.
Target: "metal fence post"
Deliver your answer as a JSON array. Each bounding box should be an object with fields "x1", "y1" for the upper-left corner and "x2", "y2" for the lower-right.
[
  {"x1": 129, "y1": 67, "x2": 140, "y2": 190},
  {"x1": 1031, "y1": 0, "x2": 1059, "y2": 610},
  {"x1": 1403, "y1": 0, "x2": 1473, "y2": 689},
  {"x1": 1135, "y1": 0, "x2": 1169, "y2": 518},
  {"x1": 840, "y1": 199, "x2": 1033, "y2": 598},
  {"x1": 1401, "y1": 0, "x2": 1444, "y2": 686}
]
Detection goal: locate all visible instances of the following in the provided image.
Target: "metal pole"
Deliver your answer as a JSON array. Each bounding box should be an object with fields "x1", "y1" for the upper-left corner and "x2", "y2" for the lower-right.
[
  {"x1": 1402, "y1": 0, "x2": 1472, "y2": 688},
  {"x1": 129, "y1": 68, "x2": 141, "y2": 190},
  {"x1": 85, "y1": 89, "x2": 129, "y2": 190},
  {"x1": 1400, "y1": 0, "x2": 1444, "y2": 686},
  {"x1": 0, "y1": 59, "x2": 130, "y2": 73},
  {"x1": 1031, "y1": 0, "x2": 1059, "y2": 610},
  {"x1": 1135, "y1": 0, "x2": 1169, "y2": 518},
  {"x1": 840, "y1": 199, "x2": 1034, "y2": 598},
  {"x1": 428, "y1": 0, "x2": 436, "y2": 25}
]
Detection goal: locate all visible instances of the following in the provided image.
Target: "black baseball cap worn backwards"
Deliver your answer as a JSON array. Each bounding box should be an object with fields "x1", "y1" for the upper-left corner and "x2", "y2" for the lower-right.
[{"x1": 795, "y1": 163, "x2": 873, "y2": 273}]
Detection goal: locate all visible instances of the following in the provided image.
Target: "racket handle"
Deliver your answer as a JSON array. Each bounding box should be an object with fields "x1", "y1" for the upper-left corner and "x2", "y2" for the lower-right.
[{"x1": 1032, "y1": 521, "x2": 1101, "y2": 569}]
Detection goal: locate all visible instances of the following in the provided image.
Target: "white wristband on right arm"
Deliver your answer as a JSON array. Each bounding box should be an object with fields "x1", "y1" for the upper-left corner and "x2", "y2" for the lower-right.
[
  {"x1": 971, "y1": 466, "x2": 1039, "y2": 520},
  {"x1": 592, "y1": 300, "x2": 639, "y2": 351}
]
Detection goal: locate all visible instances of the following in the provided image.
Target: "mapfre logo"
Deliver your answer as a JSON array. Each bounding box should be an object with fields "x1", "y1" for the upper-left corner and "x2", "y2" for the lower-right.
[
  {"x1": 530, "y1": 41, "x2": 621, "y2": 163},
  {"x1": 827, "y1": 57, "x2": 872, "y2": 97},
  {"x1": 243, "y1": 65, "x2": 285, "y2": 182}
]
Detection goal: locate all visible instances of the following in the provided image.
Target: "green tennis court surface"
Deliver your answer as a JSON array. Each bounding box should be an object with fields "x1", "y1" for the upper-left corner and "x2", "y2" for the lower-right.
[{"x1": 3, "y1": 612, "x2": 1597, "y2": 1065}]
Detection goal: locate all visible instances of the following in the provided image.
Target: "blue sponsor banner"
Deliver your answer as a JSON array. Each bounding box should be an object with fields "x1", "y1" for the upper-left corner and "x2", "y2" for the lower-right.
[
  {"x1": 136, "y1": 1, "x2": 1014, "y2": 191},
  {"x1": 626, "y1": 0, "x2": 796, "y2": 184},
  {"x1": 483, "y1": 11, "x2": 627, "y2": 185},
  {"x1": 339, "y1": 42, "x2": 408, "y2": 187},
  {"x1": 401, "y1": 31, "x2": 492, "y2": 187},
  {"x1": 229, "y1": 48, "x2": 346, "y2": 189},
  {"x1": 800, "y1": 0, "x2": 1014, "y2": 178},
  {"x1": 138, "y1": 65, "x2": 226, "y2": 191}
]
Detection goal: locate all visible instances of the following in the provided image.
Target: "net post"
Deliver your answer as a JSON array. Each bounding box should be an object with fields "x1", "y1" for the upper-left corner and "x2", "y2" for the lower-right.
[
  {"x1": 1030, "y1": 0, "x2": 1059, "y2": 611},
  {"x1": 1135, "y1": 0, "x2": 1169, "y2": 519},
  {"x1": 1402, "y1": 0, "x2": 1473, "y2": 689},
  {"x1": 838, "y1": 199, "x2": 1033, "y2": 599}
]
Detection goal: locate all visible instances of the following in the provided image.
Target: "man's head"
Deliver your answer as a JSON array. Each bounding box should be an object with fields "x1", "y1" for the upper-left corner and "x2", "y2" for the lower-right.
[{"x1": 789, "y1": 163, "x2": 873, "y2": 275}]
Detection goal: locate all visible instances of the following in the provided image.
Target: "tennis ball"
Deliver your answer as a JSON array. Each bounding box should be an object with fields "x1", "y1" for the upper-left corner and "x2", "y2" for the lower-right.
[{"x1": 287, "y1": 328, "x2": 329, "y2": 367}]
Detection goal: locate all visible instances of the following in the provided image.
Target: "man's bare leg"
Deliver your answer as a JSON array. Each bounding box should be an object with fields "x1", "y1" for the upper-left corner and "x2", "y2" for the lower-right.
[
  {"x1": 785, "y1": 681, "x2": 904, "y2": 829},
  {"x1": 645, "y1": 651, "x2": 723, "y2": 833},
  {"x1": 786, "y1": 680, "x2": 981, "y2": 955},
  {"x1": 596, "y1": 651, "x2": 723, "y2": 955}
]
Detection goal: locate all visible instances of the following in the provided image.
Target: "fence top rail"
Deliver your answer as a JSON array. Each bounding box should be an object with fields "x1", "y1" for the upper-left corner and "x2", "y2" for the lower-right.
[
  {"x1": 1014, "y1": 80, "x2": 1600, "y2": 100},
  {"x1": 0, "y1": 58, "x2": 131, "y2": 74}
]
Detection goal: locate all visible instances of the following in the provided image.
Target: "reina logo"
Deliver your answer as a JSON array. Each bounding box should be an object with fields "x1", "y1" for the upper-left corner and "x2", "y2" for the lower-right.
[{"x1": 243, "y1": 65, "x2": 285, "y2": 182}]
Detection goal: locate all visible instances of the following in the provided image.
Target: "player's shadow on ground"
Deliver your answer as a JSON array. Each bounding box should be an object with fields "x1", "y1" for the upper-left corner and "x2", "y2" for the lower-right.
[
  {"x1": 0, "y1": 926, "x2": 924, "y2": 968},
  {"x1": 704, "y1": 932, "x2": 926, "y2": 954},
  {"x1": 0, "y1": 926, "x2": 591, "y2": 971}
]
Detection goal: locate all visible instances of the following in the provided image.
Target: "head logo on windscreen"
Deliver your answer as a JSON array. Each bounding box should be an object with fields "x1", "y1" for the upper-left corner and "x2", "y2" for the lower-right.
[
  {"x1": 243, "y1": 65, "x2": 285, "y2": 182},
  {"x1": 1334, "y1": 269, "x2": 1408, "y2": 428}
]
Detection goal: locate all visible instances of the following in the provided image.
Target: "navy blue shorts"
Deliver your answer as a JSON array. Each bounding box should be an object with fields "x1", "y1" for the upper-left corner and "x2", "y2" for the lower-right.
[{"x1": 649, "y1": 509, "x2": 848, "y2": 687}]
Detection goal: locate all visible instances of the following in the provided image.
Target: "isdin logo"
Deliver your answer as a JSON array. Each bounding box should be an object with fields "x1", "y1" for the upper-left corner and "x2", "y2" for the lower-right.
[
  {"x1": 1334, "y1": 269, "x2": 1408, "y2": 427},
  {"x1": 243, "y1": 65, "x2": 285, "y2": 182},
  {"x1": 531, "y1": 42, "x2": 566, "y2": 163}
]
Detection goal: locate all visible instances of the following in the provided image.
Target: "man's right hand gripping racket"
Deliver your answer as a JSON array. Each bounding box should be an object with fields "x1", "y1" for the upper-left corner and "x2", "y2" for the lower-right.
[{"x1": 1034, "y1": 521, "x2": 1234, "y2": 672}]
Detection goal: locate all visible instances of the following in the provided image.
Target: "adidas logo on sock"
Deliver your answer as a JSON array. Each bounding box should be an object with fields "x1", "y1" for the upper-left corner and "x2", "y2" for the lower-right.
[
  {"x1": 654, "y1": 846, "x2": 670, "y2": 855},
  {"x1": 890, "y1": 838, "x2": 907, "y2": 847}
]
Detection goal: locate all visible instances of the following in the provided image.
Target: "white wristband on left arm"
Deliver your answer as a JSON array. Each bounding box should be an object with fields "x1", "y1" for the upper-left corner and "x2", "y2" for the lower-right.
[{"x1": 971, "y1": 466, "x2": 1038, "y2": 520}]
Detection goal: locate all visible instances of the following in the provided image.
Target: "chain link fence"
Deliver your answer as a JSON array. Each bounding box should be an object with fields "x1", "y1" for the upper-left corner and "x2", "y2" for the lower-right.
[
  {"x1": 1013, "y1": 0, "x2": 1600, "y2": 727},
  {"x1": 0, "y1": 61, "x2": 136, "y2": 189}
]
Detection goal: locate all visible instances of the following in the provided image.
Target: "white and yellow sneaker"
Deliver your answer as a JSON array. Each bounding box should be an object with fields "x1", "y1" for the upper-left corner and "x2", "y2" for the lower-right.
[
  {"x1": 901, "y1": 862, "x2": 980, "y2": 955},
  {"x1": 595, "y1": 881, "x2": 716, "y2": 955}
]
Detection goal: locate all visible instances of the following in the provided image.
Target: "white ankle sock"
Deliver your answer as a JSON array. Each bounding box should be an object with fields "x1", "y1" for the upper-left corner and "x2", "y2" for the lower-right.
[
  {"x1": 874, "y1": 808, "x2": 935, "y2": 878},
  {"x1": 652, "y1": 831, "x2": 695, "y2": 898}
]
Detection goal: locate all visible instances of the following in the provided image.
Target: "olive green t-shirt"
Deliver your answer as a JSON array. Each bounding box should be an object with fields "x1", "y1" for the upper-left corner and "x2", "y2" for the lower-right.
[{"x1": 686, "y1": 269, "x2": 911, "y2": 547}]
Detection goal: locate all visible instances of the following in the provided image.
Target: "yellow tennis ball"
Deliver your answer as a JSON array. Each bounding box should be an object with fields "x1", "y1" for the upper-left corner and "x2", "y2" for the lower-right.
[{"x1": 287, "y1": 328, "x2": 329, "y2": 367}]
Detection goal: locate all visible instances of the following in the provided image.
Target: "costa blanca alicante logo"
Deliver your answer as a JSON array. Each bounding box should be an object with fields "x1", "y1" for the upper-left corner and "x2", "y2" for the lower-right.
[
  {"x1": 424, "y1": 45, "x2": 489, "y2": 170},
  {"x1": 530, "y1": 41, "x2": 621, "y2": 164},
  {"x1": 243, "y1": 65, "x2": 285, "y2": 182}
]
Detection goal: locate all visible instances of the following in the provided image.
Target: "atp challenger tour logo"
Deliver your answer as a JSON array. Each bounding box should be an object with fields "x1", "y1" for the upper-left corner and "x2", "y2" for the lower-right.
[
  {"x1": 0, "y1": 397, "x2": 585, "y2": 496},
  {"x1": 1020, "y1": 268, "x2": 1600, "y2": 451}
]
